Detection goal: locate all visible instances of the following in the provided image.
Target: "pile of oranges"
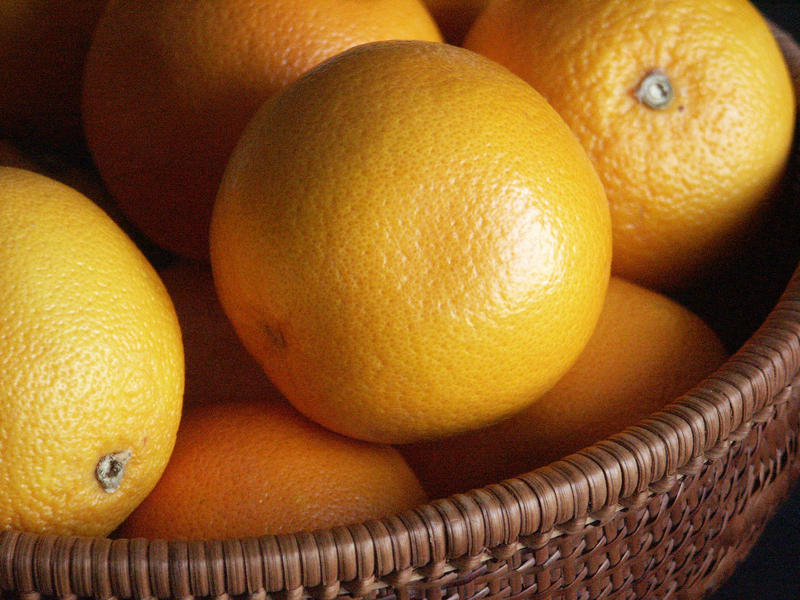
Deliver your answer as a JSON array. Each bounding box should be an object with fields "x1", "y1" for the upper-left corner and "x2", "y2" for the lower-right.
[{"x1": 0, "y1": 0, "x2": 795, "y2": 541}]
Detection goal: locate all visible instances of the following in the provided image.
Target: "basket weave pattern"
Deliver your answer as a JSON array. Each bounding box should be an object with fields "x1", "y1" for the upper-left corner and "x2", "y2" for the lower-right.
[
  {"x1": 2, "y1": 371, "x2": 799, "y2": 600},
  {"x1": 2, "y1": 22, "x2": 800, "y2": 600}
]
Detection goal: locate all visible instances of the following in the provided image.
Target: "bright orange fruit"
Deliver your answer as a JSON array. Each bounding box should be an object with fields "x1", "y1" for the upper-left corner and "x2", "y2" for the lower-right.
[
  {"x1": 464, "y1": 0, "x2": 796, "y2": 291},
  {"x1": 401, "y1": 277, "x2": 729, "y2": 499},
  {"x1": 210, "y1": 40, "x2": 612, "y2": 444},
  {"x1": 116, "y1": 396, "x2": 427, "y2": 540},
  {"x1": 0, "y1": 167, "x2": 184, "y2": 536}
]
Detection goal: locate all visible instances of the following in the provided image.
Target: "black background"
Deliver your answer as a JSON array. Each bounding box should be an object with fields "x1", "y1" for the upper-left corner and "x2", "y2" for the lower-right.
[{"x1": 708, "y1": 2, "x2": 800, "y2": 599}]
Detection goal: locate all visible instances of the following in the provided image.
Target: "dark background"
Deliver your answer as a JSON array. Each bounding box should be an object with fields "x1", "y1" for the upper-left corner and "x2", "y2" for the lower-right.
[{"x1": 708, "y1": 2, "x2": 800, "y2": 599}]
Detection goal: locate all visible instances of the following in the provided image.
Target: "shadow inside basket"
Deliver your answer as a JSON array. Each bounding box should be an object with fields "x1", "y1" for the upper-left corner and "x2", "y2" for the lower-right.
[{"x1": 674, "y1": 119, "x2": 800, "y2": 353}]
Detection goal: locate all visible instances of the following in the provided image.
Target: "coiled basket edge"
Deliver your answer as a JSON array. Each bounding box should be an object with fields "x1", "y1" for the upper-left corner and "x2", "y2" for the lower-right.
[{"x1": 3, "y1": 22, "x2": 800, "y2": 600}]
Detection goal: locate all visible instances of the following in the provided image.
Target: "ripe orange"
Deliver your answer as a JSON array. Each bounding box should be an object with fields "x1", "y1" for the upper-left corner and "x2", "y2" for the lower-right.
[
  {"x1": 0, "y1": 167, "x2": 184, "y2": 536},
  {"x1": 400, "y1": 276, "x2": 729, "y2": 499},
  {"x1": 210, "y1": 40, "x2": 612, "y2": 444},
  {"x1": 464, "y1": 0, "x2": 796, "y2": 291},
  {"x1": 0, "y1": 0, "x2": 106, "y2": 151},
  {"x1": 116, "y1": 395, "x2": 427, "y2": 540},
  {"x1": 422, "y1": 0, "x2": 492, "y2": 45},
  {"x1": 159, "y1": 258, "x2": 275, "y2": 404},
  {"x1": 82, "y1": 0, "x2": 443, "y2": 261}
]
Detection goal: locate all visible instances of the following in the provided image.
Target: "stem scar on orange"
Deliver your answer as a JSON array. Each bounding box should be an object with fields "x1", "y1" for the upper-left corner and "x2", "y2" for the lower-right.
[
  {"x1": 464, "y1": 0, "x2": 796, "y2": 292},
  {"x1": 0, "y1": 167, "x2": 184, "y2": 537}
]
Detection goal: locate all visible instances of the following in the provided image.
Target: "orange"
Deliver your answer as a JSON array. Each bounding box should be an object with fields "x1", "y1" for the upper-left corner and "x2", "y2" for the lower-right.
[
  {"x1": 81, "y1": 0, "x2": 442, "y2": 261},
  {"x1": 400, "y1": 276, "x2": 729, "y2": 499},
  {"x1": 116, "y1": 395, "x2": 427, "y2": 540},
  {"x1": 159, "y1": 258, "x2": 275, "y2": 404},
  {"x1": 210, "y1": 40, "x2": 612, "y2": 444},
  {"x1": 0, "y1": 0, "x2": 106, "y2": 151},
  {"x1": 422, "y1": 0, "x2": 492, "y2": 45},
  {"x1": 0, "y1": 167, "x2": 184, "y2": 537},
  {"x1": 464, "y1": 0, "x2": 796, "y2": 291}
]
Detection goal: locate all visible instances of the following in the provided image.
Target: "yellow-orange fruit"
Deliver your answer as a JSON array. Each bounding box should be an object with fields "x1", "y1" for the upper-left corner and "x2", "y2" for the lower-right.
[
  {"x1": 401, "y1": 277, "x2": 729, "y2": 499},
  {"x1": 464, "y1": 0, "x2": 796, "y2": 291},
  {"x1": 0, "y1": 167, "x2": 184, "y2": 536},
  {"x1": 210, "y1": 40, "x2": 612, "y2": 444},
  {"x1": 116, "y1": 396, "x2": 427, "y2": 539}
]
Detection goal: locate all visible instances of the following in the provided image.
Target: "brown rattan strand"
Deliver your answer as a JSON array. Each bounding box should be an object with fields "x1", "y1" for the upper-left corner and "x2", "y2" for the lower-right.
[{"x1": 3, "y1": 21, "x2": 800, "y2": 600}]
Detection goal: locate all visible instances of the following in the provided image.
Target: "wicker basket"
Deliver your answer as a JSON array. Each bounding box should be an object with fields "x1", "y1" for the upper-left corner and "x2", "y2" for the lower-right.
[{"x1": 3, "y1": 22, "x2": 800, "y2": 600}]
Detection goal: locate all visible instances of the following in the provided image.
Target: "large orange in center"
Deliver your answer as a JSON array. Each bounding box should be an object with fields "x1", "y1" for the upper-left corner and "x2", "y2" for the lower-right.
[{"x1": 210, "y1": 41, "x2": 612, "y2": 444}]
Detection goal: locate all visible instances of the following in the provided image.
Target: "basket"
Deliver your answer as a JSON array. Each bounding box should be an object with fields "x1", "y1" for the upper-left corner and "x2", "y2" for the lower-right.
[{"x1": 3, "y1": 22, "x2": 800, "y2": 600}]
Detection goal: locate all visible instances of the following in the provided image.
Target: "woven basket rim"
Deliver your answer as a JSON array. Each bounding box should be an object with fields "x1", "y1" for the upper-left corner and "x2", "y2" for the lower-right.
[{"x1": 2, "y1": 19, "x2": 800, "y2": 600}]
